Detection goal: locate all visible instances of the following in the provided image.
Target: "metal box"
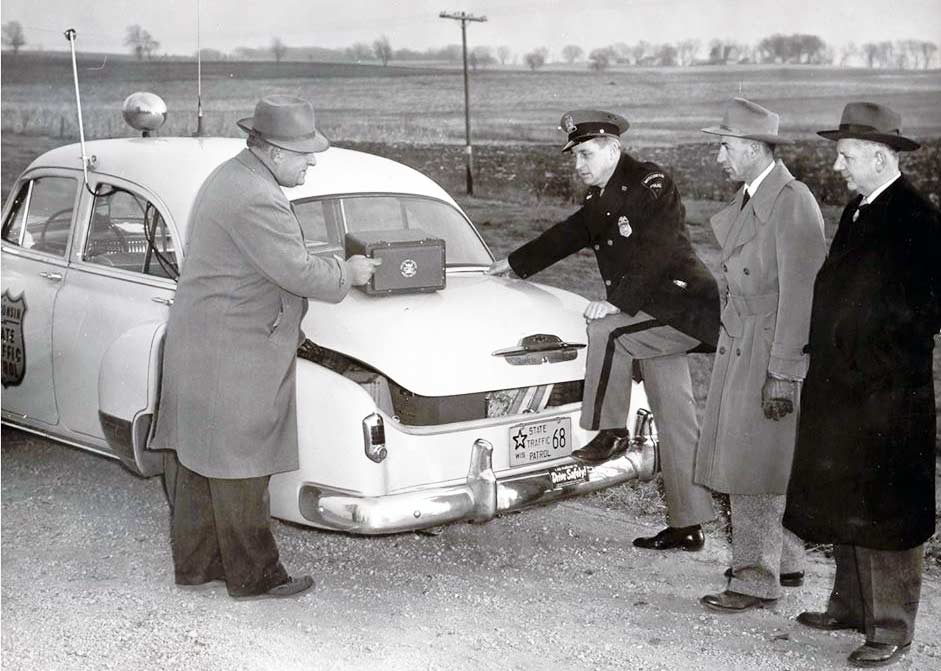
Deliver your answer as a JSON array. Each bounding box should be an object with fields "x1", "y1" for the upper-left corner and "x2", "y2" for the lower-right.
[{"x1": 345, "y1": 229, "x2": 446, "y2": 295}]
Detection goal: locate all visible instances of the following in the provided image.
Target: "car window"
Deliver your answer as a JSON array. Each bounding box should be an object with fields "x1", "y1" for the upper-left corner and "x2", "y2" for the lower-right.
[
  {"x1": 83, "y1": 186, "x2": 179, "y2": 280},
  {"x1": 292, "y1": 199, "x2": 340, "y2": 251},
  {"x1": 2, "y1": 176, "x2": 77, "y2": 256},
  {"x1": 341, "y1": 195, "x2": 491, "y2": 266}
]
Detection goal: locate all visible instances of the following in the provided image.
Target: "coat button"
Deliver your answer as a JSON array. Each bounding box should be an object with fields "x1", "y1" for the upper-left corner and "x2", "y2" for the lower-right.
[
  {"x1": 606, "y1": 212, "x2": 611, "y2": 216},
  {"x1": 736, "y1": 347, "x2": 742, "y2": 356},
  {"x1": 722, "y1": 263, "x2": 728, "y2": 272},
  {"x1": 594, "y1": 244, "x2": 600, "y2": 250},
  {"x1": 607, "y1": 239, "x2": 613, "y2": 246},
  {"x1": 743, "y1": 268, "x2": 750, "y2": 275},
  {"x1": 719, "y1": 346, "x2": 726, "y2": 355},
  {"x1": 604, "y1": 279, "x2": 612, "y2": 286}
]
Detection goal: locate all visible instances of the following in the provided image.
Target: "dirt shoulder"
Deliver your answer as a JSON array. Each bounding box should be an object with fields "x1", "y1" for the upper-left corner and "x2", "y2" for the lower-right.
[{"x1": 3, "y1": 427, "x2": 940, "y2": 671}]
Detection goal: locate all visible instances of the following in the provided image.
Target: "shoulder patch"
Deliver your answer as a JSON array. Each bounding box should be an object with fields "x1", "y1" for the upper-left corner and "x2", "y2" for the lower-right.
[{"x1": 642, "y1": 172, "x2": 666, "y2": 198}]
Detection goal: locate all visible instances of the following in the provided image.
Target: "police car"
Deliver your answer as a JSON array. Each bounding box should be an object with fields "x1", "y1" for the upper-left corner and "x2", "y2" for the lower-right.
[{"x1": 0, "y1": 95, "x2": 656, "y2": 534}]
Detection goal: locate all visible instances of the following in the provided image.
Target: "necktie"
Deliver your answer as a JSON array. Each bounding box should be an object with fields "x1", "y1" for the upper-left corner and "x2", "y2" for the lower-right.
[
  {"x1": 852, "y1": 200, "x2": 867, "y2": 222},
  {"x1": 740, "y1": 189, "x2": 751, "y2": 210}
]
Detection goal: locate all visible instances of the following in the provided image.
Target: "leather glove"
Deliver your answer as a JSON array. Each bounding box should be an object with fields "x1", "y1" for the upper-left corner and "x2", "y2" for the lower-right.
[{"x1": 761, "y1": 374, "x2": 797, "y2": 421}]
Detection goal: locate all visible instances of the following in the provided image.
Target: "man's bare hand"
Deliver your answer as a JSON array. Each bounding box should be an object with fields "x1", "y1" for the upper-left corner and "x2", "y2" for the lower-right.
[
  {"x1": 347, "y1": 255, "x2": 382, "y2": 286},
  {"x1": 761, "y1": 374, "x2": 797, "y2": 420},
  {"x1": 584, "y1": 300, "x2": 620, "y2": 321},
  {"x1": 486, "y1": 258, "x2": 512, "y2": 276}
]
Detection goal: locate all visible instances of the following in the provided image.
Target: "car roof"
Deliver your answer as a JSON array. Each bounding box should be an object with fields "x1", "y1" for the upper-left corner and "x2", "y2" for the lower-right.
[{"x1": 26, "y1": 137, "x2": 460, "y2": 234}]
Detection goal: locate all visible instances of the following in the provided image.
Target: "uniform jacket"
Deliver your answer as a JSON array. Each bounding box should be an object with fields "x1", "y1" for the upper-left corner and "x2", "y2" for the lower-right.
[
  {"x1": 151, "y1": 149, "x2": 351, "y2": 478},
  {"x1": 783, "y1": 176, "x2": 941, "y2": 550},
  {"x1": 695, "y1": 161, "x2": 826, "y2": 494},
  {"x1": 508, "y1": 153, "x2": 720, "y2": 348}
]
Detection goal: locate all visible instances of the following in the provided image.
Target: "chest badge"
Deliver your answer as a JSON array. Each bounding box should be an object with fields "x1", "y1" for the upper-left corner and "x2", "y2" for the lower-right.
[{"x1": 617, "y1": 216, "x2": 632, "y2": 238}]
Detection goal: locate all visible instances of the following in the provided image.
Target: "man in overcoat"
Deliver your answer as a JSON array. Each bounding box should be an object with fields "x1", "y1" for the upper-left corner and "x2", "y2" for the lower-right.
[
  {"x1": 694, "y1": 98, "x2": 826, "y2": 613},
  {"x1": 488, "y1": 110, "x2": 719, "y2": 551},
  {"x1": 783, "y1": 102, "x2": 940, "y2": 667},
  {"x1": 151, "y1": 95, "x2": 378, "y2": 598}
]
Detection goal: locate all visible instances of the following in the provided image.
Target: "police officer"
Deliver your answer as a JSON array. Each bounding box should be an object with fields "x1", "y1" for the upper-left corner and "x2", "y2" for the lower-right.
[{"x1": 488, "y1": 110, "x2": 719, "y2": 550}]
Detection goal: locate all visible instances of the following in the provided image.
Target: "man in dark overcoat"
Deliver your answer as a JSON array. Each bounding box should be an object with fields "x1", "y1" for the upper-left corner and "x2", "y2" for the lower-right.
[
  {"x1": 783, "y1": 102, "x2": 941, "y2": 667},
  {"x1": 488, "y1": 110, "x2": 719, "y2": 551},
  {"x1": 151, "y1": 95, "x2": 378, "y2": 599}
]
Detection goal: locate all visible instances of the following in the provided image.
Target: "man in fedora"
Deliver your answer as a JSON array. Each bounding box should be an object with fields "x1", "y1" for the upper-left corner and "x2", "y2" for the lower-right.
[
  {"x1": 152, "y1": 95, "x2": 379, "y2": 599},
  {"x1": 488, "y1": 110, "x2": 719, "y2": 551},
  {"x1": 783, "y1": 102, "x2": 940, "y2": 667},
  {"x1": 695, "y1": 98, "x2": 826, "y2": 613}
]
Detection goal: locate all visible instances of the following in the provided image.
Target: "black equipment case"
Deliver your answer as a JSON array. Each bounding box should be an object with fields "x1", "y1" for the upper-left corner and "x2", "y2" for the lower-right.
[{"x1": 345, "y1": 229, "x2": 446, "y2": 295}]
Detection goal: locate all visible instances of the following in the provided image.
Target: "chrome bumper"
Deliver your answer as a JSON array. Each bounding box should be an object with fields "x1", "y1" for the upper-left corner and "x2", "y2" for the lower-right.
[{"x1": 298, "y1": 435, "x2": 657, "y2": 535}]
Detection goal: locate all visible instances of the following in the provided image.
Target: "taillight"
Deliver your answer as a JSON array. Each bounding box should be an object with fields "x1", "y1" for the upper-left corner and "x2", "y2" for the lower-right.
[{"x1": 362, "y1": 413, "x2": 387, "y2": 463}]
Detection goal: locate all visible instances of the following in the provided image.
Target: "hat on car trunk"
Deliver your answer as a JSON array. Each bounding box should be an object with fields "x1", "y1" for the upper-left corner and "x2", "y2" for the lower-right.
[{"x1": 237, "y1": 95, "x2": 330, "y2": 153}]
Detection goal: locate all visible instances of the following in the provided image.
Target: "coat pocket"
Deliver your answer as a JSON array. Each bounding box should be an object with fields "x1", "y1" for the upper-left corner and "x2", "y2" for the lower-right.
[{"x1": 267, "y1": 300, "x2": 285, "y2": 338}]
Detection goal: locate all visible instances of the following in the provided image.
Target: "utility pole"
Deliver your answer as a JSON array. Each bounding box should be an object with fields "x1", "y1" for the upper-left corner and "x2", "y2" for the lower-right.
[{"x1": 439, "y1": 10, "x2": 487, "y2": 196}]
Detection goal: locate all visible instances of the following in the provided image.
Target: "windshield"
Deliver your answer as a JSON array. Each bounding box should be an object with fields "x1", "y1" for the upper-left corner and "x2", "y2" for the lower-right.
[{"x1": 292, "y1": 194, "x2": 492, "y2": 266}]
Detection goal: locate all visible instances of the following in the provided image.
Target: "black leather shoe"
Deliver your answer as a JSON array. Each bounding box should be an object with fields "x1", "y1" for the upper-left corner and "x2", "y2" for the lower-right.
[
  {"x1": 724, "y1": 567, "x2": 804, "y2": 587},
  {"x1": 570, "y1": 429, "x2": 628, "y2": 464},
  {"x1": 796, "y1": 611, "x2": 862, "y2": 632},
  {"x1": 235, "y1": 575, "x2": 315, "y2": 600},
  {"x1": 848, "y1": 641, "x2": 911, "y2": 667},
  {"x1": 700, "y1": 590, "x2": 775, "y2": 613},
  {"x1": 633, "y1": 525, "x2": 705, "y2": 551}
]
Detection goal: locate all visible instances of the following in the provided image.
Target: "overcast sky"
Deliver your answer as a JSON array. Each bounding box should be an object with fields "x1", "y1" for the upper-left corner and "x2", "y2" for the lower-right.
[{"x1": 3, "y1": 0, "x2": 940, "y2": 56}]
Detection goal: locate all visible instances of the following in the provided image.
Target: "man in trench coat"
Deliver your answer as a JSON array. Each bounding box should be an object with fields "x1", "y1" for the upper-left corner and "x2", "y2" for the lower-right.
[
  {"x1": 151, "y1": 95, "x2": 378, "y2": 599},
  {"x1": 783, "y1": 102, "x2": 941, "y2": 668},
  {"x1": 488, "y1": 110, "x2": 719, "y2": 551},
  {"x1": 695, "y1": 98, "x2": 826, "y2": 612}
]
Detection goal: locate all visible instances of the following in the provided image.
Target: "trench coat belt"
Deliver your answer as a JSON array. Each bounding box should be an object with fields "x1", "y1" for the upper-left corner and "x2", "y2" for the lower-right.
[
  {"x1": 721, "y1": 292, "x2": 779, "y2": 338},
  {"x1": 728, "y1": 292, "x2": 779, "y2": 315}
]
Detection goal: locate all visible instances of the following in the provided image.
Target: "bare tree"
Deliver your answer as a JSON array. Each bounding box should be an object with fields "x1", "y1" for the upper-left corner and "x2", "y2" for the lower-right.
[
  {"x1": 347, "y1": 42, "x2": 373, "y2": 63},
  {"x1": 373, "y1": 35, "x2": 392, "y2": 66},
  {"x1": 125, "y1": 25, "x2": 158, "y2": 60},
  {"x1": 523, "y1": 47, "x2": 548, "y2": 71},
  {"x1": 561, "y1": 44, "x2": 583, "y2": 64},
  {"x1": 496, "y1": 45, "x2": 511, "y2": 65},
  {"x1": 271, "y1": 37, "x2": 288, "y2": 64},
  {"x1": 588, "y1": 47, "x2": 613, "y2": 71},
  {"x1": 2, "y1": 21, "x2": 26, "y2": 55},
  {"x1": 630, "y1": 41, "x2": 650, "y2": 65},
  {"x1": 470, "y1": 45, "x2": 495, "y2": 71},
  {"x1": 919, "y1": 41, "x2": 938, "y2": 69},
  {"x1": 657, "y1": 44, "x2": 678, "y2": 66},
  {"x1": 676, "y1": 39, "x2": 700, "y2": 66},
  {"x1": 839, "y1": 42, "x2": 859, "y2": 67}
]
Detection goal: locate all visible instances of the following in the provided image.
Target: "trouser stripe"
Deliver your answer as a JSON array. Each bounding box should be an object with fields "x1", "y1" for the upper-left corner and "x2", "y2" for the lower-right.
[{"x1": 590, "y1": 319, "x2": 660, "y2": 428}]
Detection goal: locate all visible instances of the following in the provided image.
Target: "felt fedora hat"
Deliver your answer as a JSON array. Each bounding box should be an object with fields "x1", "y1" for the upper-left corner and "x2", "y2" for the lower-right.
[
  {"x1": 816, "y1": 102, "x2": 920, "y2": 151},
  {"x1": 701, "y1": 97, "x2": 790, "y2": 145},
  {"x1": 237, "y1": 95, "x2": 330, "y2": 153}
]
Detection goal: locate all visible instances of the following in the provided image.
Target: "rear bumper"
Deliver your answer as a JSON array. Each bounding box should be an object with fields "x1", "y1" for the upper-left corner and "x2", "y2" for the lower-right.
[{"x1": 298, "y1": 436, "x2": 657, "y2": 535}]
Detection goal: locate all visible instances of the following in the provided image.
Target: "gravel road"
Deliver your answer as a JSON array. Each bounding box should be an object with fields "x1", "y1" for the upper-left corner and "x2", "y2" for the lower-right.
[{"x1": 2, "y1": 426, "x2": 939, "y2": 671}]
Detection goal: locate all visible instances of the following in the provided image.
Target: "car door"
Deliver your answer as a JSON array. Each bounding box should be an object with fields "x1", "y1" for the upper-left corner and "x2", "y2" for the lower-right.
[
  {"x1": 51, "y1": 176, "x2": 179, "y2": 475},
  {"x1": 1, "y1": 171, "x2": 80, "y2": 427}
]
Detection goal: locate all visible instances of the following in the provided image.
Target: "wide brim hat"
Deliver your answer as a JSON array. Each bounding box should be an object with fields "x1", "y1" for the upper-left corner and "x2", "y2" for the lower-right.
[
  {"x1": 559, "y1": 110, "x2": 629, "y2": 153},
  {"x1": 237, "y1": 94, "x2": 330, "y2": 153},
  {"x1": 816, "y1": 101, "x2": 920, "y2": 151},
  {"x1": 701, "y1": 97, "x2": 791, "y2": 145}
]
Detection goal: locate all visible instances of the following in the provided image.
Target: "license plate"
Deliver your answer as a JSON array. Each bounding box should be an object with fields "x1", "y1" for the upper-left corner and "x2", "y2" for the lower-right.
[
  {"x1": 549, "y1": 463, "x2": 589, "y2": 487},
  {"x1": 509, "y1": 416, "x2": 573, "y2": 466}
]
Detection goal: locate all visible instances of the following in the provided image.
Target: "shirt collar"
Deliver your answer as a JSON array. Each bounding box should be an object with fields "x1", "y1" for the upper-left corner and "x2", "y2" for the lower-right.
[
  {"x1": 744, "y1": 160, "x2": 775, "y2": 198},
  {"x1": 862, "y1": 172, "x2": 901, "y2": 206}
]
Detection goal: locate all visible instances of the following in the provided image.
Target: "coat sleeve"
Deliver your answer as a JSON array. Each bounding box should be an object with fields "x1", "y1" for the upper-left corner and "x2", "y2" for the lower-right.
[
  {"x1": 229, "y1": 189, "x2": 352, "y2": 302},
  {"x1": 768, "y1": 183, "x2": 827, "y2": 379},
  {"x1": 508, "y1": 208, "x2": 590, "y2": 279}
]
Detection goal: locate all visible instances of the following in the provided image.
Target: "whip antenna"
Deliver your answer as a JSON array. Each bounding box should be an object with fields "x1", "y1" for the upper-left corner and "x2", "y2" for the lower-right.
[
  {"x1": 194, "y1": 0, "x2": 204, "y2": 136},
  {"x1": 64, "y1": 28, "x2": 96, "y2": 193}
]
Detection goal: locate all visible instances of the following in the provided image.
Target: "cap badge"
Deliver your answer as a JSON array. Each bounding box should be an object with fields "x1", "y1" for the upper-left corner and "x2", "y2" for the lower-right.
[
  {"x1": 618, "y1": 216, "x2": 632, "y2": 238},
  {"x1": 563, "y1": 114, "x2": 577, "y2": 134}
]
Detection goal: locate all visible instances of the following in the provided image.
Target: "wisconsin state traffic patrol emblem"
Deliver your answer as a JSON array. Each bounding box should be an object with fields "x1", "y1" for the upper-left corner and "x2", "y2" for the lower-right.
[
  {"x1": 2, "y1": 290, "x2": 27, "y2": 388},
  {"x1": 562, "y1": 114, "x2": 577, "y2": 134},
  {"x1": 617, "y1": 216, "x2": 632, "y2": 238},
  {"x1": 642, "y1": 172, "x2": 665, "y2": 198}
]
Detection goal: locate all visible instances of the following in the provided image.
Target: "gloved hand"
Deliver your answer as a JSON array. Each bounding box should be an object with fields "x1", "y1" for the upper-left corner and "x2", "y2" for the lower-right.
[{"x1": 761, "y1": 374, "x2": 797, "y2": 421}]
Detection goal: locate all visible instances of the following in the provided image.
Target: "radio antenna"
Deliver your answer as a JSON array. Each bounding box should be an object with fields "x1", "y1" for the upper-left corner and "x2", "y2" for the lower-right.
[
  {"x1": 194, "y1": 0, "x2": 204, "y2": 136},
  {"x1": 64, "y1": 28, "x2": 97, "y2": 195}
]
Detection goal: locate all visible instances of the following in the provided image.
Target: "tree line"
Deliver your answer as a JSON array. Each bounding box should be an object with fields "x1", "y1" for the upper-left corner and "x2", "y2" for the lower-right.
[{"x1": 2, "y1": 21, "x2": 938, "y2": 71}]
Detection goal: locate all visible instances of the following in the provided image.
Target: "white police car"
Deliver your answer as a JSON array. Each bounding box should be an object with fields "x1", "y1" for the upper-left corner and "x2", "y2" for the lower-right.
[{"x1": 0, "y1": 97, "x2": 655, "y2": 534}]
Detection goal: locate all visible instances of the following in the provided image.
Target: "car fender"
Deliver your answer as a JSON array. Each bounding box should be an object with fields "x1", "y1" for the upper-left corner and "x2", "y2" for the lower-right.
[{"x1": 97, "y1": 321, "x2": 166, "y2": 477}]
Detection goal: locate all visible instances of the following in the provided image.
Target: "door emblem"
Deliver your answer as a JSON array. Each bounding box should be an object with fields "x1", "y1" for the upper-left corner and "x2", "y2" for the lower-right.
[
  {"x1": 400, "y1": 259, "x2": 418, "y2": 278},
  {"x1": 1, "y1": 290, "x2": 28, "y2": 388}
]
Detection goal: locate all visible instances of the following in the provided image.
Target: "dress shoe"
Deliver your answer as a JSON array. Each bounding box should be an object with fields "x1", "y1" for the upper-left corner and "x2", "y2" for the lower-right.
[
  {"x1": 724, "y1": 567, "x2": 804, "y2": 587},
  {"x1": 848, "y1": 641, "x2": 910, "y2": 668},
  {"x1": 796, "y1": 610, "x2": 861, "y2": 632},
  {"x1": 235, "y1": 575, "x2": 315, "y2": 600},
  {"x1": 570, "y1": 429, "x2": 628, "y2": 464},
  {"x1": 700, "y1": 590, "x2": 775, "y2": 613},
  {"x1": 633, "y1": 525, "x2": 705, "y2": 551}
]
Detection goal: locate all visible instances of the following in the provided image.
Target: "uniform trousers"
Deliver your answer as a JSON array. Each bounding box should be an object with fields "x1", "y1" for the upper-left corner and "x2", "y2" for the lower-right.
[
  {"x1": 581, "y1": 310, "x2": 715, "y2": 528},
  {"x1": 728, "y1": 493, "x2": 804, "y2": 600},
  {"x1": 826, "y1": 544, "x2": 923, "y2": 645},
  {"x1": 166, "y1": 456, "x2": 289, "y2": 597}
]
